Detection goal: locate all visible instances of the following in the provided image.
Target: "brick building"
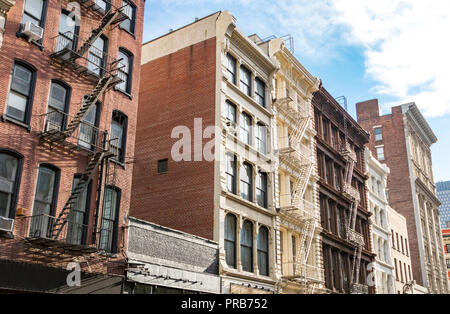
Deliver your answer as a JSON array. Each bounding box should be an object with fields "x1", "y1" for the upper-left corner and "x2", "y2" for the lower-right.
[
  {"x1": 131, "y1": 11, "x2": 279, "y2": 294},
  {"x1": 356, "y1": 99, "x2": 448, "y2": 294},
  {"x1": 312, "y1": 85, "x2": 374, "y2": 294},
  {"x1": 0, "y1": 0, "x2": 144, "y2": 293}
]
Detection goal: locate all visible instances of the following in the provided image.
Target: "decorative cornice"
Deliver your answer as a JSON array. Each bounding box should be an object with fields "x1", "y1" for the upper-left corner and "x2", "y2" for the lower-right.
[
  {"x1": 229, "y1": 29, "x2": 278, "y2": 75},
  {"x1": 402, "y1": 103, "x2": 437, "y2": 145}
]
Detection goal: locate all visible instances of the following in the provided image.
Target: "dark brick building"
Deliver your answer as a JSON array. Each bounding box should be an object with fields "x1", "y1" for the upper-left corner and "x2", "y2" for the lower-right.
[
  {"x1": 0, "y1": 0, "x2": 144, "y2": 293},
  {"x1": 313, "y1": 85, "x2": 375, "y2": 294}
]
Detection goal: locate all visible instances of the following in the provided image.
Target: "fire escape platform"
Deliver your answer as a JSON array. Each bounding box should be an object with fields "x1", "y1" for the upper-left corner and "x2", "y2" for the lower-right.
[{"x1": 25, "y1": 237, "x2": 98, "y2": 254}]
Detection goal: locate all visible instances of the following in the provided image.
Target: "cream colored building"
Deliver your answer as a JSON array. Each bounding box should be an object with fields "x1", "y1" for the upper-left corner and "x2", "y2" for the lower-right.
[
  {"x1": 255, "y1": 36, "x2": 324, "y2": 294},
  {"x1": 387, "y1": 205, "x2": 416, "y2": 294},
  {"x1": 365, "y1": 148, "x2": 395, "y2": 294},
  {"x1": 0, "y1": 0, "x2": 15, "y2": 49}
]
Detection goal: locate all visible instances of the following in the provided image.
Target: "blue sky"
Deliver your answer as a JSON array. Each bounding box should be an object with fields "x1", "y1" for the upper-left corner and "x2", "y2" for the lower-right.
[{"x1": 142, "y1": 0, "x2": 450, "y2": 182}]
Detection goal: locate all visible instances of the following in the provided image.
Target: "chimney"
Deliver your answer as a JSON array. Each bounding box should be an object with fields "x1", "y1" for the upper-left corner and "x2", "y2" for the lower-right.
[{"x1": 356, "y1": 99, "x2": 380, "y2": 122}]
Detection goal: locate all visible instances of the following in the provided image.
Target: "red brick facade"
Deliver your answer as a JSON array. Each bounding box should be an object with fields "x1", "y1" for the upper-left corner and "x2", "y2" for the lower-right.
[
  {"x1": 356, "y1": 100, "x2": 423, "y2": 286},
  {"x1": 0, "y1": 0, "x2": 144, "y2": 282},
  {"x1": 130, "y1": 37, "x2": 217, "y2": 240}
]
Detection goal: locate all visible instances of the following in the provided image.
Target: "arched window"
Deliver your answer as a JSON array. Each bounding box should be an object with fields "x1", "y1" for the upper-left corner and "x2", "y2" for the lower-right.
[
  {"x1": 240, "y1": 220, "x2": 253, "y2": 272},
  {"x1": 110, "y1": 110, "x2": 128, "y2": 163},
  {"x1": 224, "y1": 214, "x2": 237, "y2": 268},
  {"x1": 257, "y1": 226, "x2": 269, "y2": 276},
  {"x1": 0, "y1": 150, "x2": 23, "y2": 219},
  {"x1": 6, "y1": 61, "x2": 37, "y2": 124},
  {"x1": 99, "y1": 186, "x2": 121, "y2": 253},
  {"x1": 88, "y1": 35, "x2": 108, "y2": 76},
  {"x1": 30, "y1": 164, "x2": 60, "y2": 238},
  {"x1": 45, "y1": 80, "x2": 71, "y2": 131},
  {"x1": 117, "y1": 48, "x2": 133, "y2": 94}
]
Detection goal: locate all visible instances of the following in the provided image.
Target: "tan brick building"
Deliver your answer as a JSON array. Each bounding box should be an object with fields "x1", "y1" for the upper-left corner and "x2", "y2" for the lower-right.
[
  {"x1": 131, "y1": 11, "x2": 280, "y2": 294},
  {"x1": 0, "y1": 0, "x2": 144, "y2": 292},
  {"x1": 357, "y1": 99, "x2": 448, "y2": 294}
]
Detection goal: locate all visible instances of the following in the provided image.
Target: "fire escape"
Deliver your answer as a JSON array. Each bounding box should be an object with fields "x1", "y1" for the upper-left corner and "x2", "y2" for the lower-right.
[
  {"x1": 26, "y1": 4, "x2": 126, "y2": 254},
  {"x1": 340, "y1": 136, "x2": 367, "y2": 294},
  {"x1": 275, "y1": 97, "x2": 320, "y2": 293}
]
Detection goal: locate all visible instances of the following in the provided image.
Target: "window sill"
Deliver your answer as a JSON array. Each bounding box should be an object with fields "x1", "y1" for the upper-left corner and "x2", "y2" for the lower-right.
[
  {"x1": 1, "y1": 115, "x2": 31, "y2": 132},
  {"x1": 114, "y1": 87, "x2": 133, "y2": 100},
  {"x1": 98, "y1": 251, "x2": 118, "y2": 258},
  {"x1": 119, "y1": 26, "x2": 136, "y2": 39}
]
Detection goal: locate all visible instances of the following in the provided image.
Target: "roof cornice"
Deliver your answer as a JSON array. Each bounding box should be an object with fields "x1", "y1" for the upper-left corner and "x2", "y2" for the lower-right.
[
  {"x1": 402, "y1": 103, "x2": 437, "y2": 145},
  {"x1": 0, "y1": 0, "x2": 14, "y2": 14}
]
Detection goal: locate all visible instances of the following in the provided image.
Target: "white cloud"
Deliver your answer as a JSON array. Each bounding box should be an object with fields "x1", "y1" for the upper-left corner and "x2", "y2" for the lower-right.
[
  {"x1": 331, "y1": 0, "x2": 450, "y2": 117},
  {"x1": 146, "y1": 0, "x2": 450, "y2": 117}
]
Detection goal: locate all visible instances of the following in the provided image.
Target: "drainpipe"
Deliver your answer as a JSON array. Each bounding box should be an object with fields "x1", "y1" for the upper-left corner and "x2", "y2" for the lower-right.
[{"x1": 93, "y1": 131, "x2": 108, "y2": 245}]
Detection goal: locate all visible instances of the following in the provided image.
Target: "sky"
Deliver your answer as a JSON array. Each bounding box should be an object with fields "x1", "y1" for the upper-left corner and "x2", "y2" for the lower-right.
[{"x1": 142, "y1": 0, "x2": 450, "y2": 182}]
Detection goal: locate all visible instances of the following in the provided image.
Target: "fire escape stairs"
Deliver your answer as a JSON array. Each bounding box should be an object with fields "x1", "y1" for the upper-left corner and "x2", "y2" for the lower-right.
[{"x1": 51, "y1": 151, "x2": 110, "y2": 240}]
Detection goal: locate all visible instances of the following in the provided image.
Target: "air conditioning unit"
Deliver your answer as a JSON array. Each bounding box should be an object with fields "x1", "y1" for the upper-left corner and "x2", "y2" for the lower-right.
[
  {"x1": 0, "y1": 216, "x2": 14, "y2": 233},
  {"x1": 45, "y1": 120, "x2": 61, "y2": 132},
  {"x1": 21, "y1": 21, "x2": 44, "y2": 42}
]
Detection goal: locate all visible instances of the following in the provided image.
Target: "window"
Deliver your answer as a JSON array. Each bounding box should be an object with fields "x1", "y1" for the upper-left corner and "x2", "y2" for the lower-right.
[
  {"x1": 66, "y1": 175, "x2": 91, "y2": 245},
  {"x1": 240, "y1": 163, "x2": 253, "y2": 201},
  {"x1": 120, "y1": 0, "x2": 136, "y2": 34},
  {"x1": 0, "y1": 151, "x2": 22, "y2": 219},
  {"x1": 255, "y1": 78, "x2": 266, "y2": 107},
  {"x1": 239, "y1": 65, "x2": 251, "y2": 96},
  {"x1": 258, "y1": 226, "x2": 269, "y2": 276},
  {"x1": 117, "y1": 48, "x2": 133, "y2": 94},
  {"x1": 158, "y1": 159, "x2": 168, "y2": 174},
  {"x1": 99, "y1": 186, "x2": 120, "y2": 253},
  {"x1": 240, "y1": 112, "x2": 252, "y2": 145},
  {"x1": 225, "y1": 101, "x2": 237, "y2": 129},
  {"x1": 110, "y1": 111, "x2": 128, "y2": 163},
  {"x1": 225, "y1": 154, "x2": 236, "y2": 194},
  {"x1": 446, "y1": 244, "x2": 450, "y2": 253},
  {"x1": 256, "y1": 172, "x2": 267, "y2": 209},
  {"x1": 394, "y1": 258, "x2": 398, "y2": 280},
  {"x1": 46, "y1": 81, "x2": 70, "y2": 131},
  {"x1": 401, "y1": 235, "x2": 404, "y2": 254},
  {"x1": 240, "y1": 220, "x2": 253, "y2": 272},
  {"x1": 6, "y1": 62, "x2": 36, "y2": 124},
  {"x1": 224, "y1": 214, "x2": 237, "y2": 268},
  {"x1": 88, "y1": 36, "x2": 107, "y2": 76},
  {"x1": 376, "y1": 147, "x2": 385, "y2": 161},
  {"x1": 334, "y1": 165, "x2": 340, "y2": 190},
  {"x1": 57, "y1": 10, "x2": 79, "y2": 52},
  {"x1": 374, "y1": 128, "x2": 383, "y2": 141},
  {"x1": 30, "y1": 165, "x2": 59, "y2": 238},
  {"x1": 226, "y1": 54, "x2": 237, "y2": 84},
  {"x1": 256, "y1": 123, "x2": 267, "y2": 154},
  {"x1": 22, "y1": 0, "x2": 46, "y2": 27},
  {"x1": 78, "y1": 100, "x2": 99, "y2": 150}
]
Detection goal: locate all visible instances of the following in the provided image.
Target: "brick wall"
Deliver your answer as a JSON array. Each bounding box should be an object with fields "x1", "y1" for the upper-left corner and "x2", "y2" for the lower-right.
[
  {"x1": 0, "y1": 0, "x2": 145, "y2": 276},
  {"x1": 130, "y1": 37, "x2": 217, "y2": 240},
  {"x1": 356, "y1": 101, "x2": 423, "y2": 286}
]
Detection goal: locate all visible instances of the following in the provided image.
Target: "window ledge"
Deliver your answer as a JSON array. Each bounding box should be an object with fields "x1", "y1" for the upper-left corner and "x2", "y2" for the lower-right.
[
  {"x1": 114, "y1": 87, "x2": 133, "y2": 100},
  {"x1": 1, "y1": 115, "x2": 31, "y2": 132},
  {"x1": 223, "y1": 191, "x2": 275, "y2": 217}
]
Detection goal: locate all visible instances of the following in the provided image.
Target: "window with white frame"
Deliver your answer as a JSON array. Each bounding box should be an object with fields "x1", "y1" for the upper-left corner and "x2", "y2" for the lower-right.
[
  {"x1": 240, "y1": 112, "x2": 252, "y2": 145},
  {"x1": 239, "y1": 65, "x2": 251, "y2": 96},
  {"x1": 226, "y1": 54, "x2": 237, "y2": 84},
  {"x1": 376, "y1": 147, "x2": 385, "y2": 161},
  {"x1": 256, "y1": 123, "x2": 267, "y2": 154},
  {"x1": 240, "y1": 163, "x2": 253, "y2": 201}
]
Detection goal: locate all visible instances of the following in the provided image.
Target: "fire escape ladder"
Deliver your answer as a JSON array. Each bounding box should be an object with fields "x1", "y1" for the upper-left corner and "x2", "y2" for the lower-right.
[
  {"x1": 291, "y1": 162, "x2": 314, "y2": 207},
  {"x1": 76, "y1": 8, "x2": 125, "y2": 57},
  {"x1": 51, "y1": 151, "x2": 106, "y2": 240},
  {"x1": 64, "y1": 75, "x2": 116, "y2": 137}
]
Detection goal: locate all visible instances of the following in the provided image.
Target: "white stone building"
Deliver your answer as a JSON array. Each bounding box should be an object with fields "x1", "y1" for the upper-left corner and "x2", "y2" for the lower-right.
[{"x1": 365, "y1": 148, "x2": 395, "y2": 294}]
